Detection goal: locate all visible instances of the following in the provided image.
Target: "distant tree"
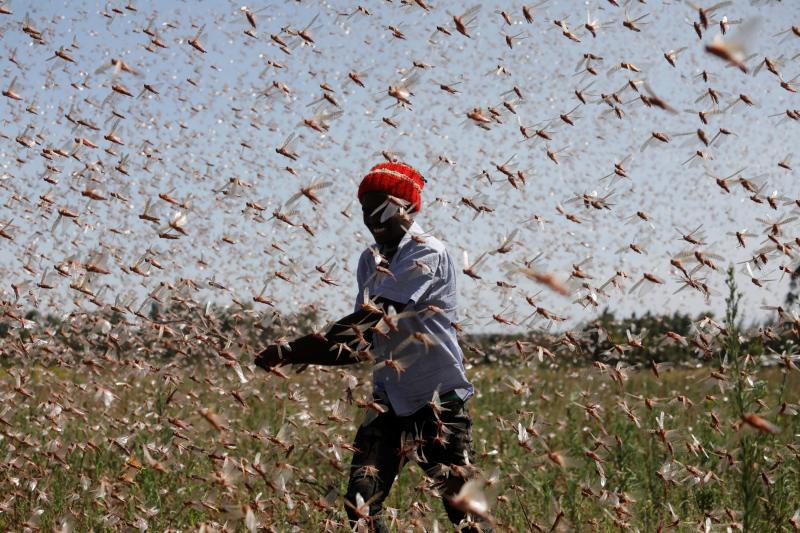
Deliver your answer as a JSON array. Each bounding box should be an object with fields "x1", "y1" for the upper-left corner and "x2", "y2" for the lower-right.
[
  {"x1": 149, "y1": 302, "x2": 162, "y2": 321},
  {"x1": 786, "y1": 268, "x2": 800, "y2": 307}
]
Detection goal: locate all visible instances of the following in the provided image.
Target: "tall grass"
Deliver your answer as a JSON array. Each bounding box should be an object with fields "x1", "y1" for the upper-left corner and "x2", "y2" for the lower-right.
[{"x1": 1, "y1": 297, "x2": 798, "y2": 530}]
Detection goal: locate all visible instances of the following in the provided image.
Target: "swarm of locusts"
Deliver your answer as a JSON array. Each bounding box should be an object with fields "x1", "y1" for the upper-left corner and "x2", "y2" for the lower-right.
[{"x1": 0, "y1": 0, "x2": 799, "y2": 530}]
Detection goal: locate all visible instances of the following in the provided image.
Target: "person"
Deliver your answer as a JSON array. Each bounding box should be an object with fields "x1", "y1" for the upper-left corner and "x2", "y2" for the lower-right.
[{"x1": 255, "y1": 161, "x2": 485, "y2": 532}]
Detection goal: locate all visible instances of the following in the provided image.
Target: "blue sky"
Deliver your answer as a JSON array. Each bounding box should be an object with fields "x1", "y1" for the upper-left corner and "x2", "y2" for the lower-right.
[{"x1": 0, "y1": 0, "x2": 799, "y2": 333}]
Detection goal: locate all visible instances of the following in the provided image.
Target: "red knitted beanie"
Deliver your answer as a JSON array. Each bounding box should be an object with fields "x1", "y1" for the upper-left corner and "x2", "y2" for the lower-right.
[{"x1": 357, "y1": 161, "x2": 425, "y2": 212}]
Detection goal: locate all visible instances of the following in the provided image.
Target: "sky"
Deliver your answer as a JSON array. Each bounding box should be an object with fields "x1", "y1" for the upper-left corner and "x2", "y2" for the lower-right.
[{"x1": 0, "y1": 0, "x2": 799, "y2": 334}]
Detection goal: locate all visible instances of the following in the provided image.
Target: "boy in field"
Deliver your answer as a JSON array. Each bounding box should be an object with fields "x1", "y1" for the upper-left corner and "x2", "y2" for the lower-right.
[{"x1": 255, "y1": 161, "x2": 484, "y2": 532}]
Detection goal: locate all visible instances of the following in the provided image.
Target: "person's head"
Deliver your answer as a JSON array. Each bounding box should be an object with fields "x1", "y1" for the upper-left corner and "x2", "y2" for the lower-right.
[{"x1": 358, "y1": 162, "x2": 425, "y2": 247}]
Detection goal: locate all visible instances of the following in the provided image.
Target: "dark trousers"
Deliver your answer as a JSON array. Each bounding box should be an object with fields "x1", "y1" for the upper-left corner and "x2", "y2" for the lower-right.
[{"x1": 344, "y1": 398, "x2": 480, "y2": 531}]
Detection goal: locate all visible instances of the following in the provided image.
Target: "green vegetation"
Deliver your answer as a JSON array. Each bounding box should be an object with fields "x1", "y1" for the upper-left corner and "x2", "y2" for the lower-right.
[
  {"x1": 0, "y1": 272, "x2": 798, "y2": 530},
  {"x1": 1, "y1": 360, "x2": 797, "y2": 530}
]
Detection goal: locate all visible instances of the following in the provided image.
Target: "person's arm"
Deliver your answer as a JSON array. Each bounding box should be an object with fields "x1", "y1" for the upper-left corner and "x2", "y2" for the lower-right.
[{"x1": 255, "y1": 297, "x2": 406, "y2": 369}]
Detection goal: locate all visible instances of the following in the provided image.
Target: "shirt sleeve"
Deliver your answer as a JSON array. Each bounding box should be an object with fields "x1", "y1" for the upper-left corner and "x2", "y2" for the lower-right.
[{"x1": 372, "y1": 245, "x2": 440, "y2": 304}]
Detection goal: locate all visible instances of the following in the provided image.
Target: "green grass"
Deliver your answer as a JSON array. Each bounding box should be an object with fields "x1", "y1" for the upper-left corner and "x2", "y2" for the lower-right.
[{"x1": 1, "y1": 359, "x2": 797, "y2": 531}]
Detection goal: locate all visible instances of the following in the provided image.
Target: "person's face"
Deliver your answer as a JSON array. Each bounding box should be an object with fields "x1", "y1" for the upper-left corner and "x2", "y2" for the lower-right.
[{"x1": 361, "y1": 191, "x2": 413, "y2": 247}]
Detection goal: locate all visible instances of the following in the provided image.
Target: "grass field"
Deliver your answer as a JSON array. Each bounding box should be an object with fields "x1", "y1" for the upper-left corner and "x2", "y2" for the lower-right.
[{"x1": 1, "y1": 353, "x2": 798, "y2": 531}]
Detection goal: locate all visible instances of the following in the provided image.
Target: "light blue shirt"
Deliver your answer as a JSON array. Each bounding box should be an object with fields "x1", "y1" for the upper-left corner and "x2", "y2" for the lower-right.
[{"x1": 354, "y1": 221, "x2": 474, "y2": 416}]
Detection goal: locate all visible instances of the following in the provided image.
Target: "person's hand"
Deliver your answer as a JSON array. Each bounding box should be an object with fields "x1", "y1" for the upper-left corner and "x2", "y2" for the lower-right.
[{"x1": 254, "y1": 345, "x2": 286, "y2": 370}]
